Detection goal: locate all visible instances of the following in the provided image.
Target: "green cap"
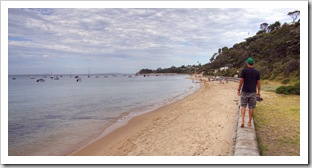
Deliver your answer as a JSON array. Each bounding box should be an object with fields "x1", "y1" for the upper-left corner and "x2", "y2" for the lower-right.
[{"x1": 245, "y1": 57, "x2": 254, "y2": 64}]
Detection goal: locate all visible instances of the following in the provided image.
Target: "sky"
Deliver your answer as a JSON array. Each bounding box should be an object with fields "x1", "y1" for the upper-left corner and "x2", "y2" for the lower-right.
[{"x1": 8, "y1": 7, "x2": 300, "y2": 75}]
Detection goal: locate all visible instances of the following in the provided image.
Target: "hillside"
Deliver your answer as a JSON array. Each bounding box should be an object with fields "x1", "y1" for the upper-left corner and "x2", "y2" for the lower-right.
[
  {"x1": 138, "y1": 21, "x2": 300, "y2": 83},
  {"x1": 205, "y1": 22, "x2": 300, "y2": 82}
]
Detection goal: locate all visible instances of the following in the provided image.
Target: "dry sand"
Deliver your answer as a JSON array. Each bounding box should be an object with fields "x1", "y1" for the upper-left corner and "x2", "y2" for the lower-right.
[{"x1": 72, "y1": 80, "x2": 239, "y2": 156}]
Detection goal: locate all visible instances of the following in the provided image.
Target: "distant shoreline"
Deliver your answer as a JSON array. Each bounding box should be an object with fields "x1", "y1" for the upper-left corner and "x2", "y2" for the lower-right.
[{"x1": 137, "y1": 73, "x2": 184, "y2": 76}]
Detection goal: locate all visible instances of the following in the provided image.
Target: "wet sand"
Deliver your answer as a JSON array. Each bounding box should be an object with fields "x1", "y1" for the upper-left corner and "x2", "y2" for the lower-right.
[{"x1": 72, "y1": 80, "x2": 239, "y2": 156}]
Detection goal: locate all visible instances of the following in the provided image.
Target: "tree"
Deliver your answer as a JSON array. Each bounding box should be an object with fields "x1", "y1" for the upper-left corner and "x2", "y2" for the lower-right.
[
  {"x1": 156, "y1": 67, "x2": 163, "y2": 73},
  {"x1": 222, "y1": 46, "x2": 229, "y2": 52},
  {"x1": 288, "y1": 10, "x2": 300, "y2": 23},
  {"x1": 139, "y1": 69, "x2": 154, "y2": 74},
  {"x1": 218, "y1": 48, "x2": 222, "y2": 54},
  {"x1": 256, "y1": 30, "x2": 266, "y2": 35},
  {"x1": 268, "y1": 21, "x2": 281, "y2": 32},
  {"x1": 210, "y1": 53, "x2": 218, "y2": 62},
  {"x1": 260, "y1": 23, "x2": 269, "y2": 32}
]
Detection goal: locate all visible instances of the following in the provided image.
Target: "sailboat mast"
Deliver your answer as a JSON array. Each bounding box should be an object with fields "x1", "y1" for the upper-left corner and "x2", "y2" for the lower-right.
[{"x1": 88, "y1": 67, "x2": 90, "y2": 78}]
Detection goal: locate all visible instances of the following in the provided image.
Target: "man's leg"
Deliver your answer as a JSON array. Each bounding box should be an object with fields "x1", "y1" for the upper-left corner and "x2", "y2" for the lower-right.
[
  {"x1": 241, "y1": 106, "x2": 246, "y2": 127},
  {"x1": 248, "y1": 108, "x2": 254, "y2": 126},
  {"x1": 247, "y1": 93, "x2": 257, "y2": 126},
  {"x1": 240, "y1": 92, "x2": 247, "y2": 127}
]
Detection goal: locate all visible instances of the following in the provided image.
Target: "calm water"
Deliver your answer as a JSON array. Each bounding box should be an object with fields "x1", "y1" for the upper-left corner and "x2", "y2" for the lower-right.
[{"x1": 8, "y1": 74, "x2": 199, "y2": 155}]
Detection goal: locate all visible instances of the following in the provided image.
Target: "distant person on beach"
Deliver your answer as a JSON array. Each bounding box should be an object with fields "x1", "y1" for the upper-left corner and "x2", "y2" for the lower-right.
[
  {"x1": 220, "y1": 78, "x2": 224, "y2": 84},
  {"x1": 237, "y1": 57, "x2": 260, "y2": 128}
]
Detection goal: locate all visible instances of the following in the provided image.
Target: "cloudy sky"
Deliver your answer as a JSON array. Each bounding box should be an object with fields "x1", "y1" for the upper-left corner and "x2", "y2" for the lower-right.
[{"x1": 8, "y1": 7, "x2": 299, "y2": 75}]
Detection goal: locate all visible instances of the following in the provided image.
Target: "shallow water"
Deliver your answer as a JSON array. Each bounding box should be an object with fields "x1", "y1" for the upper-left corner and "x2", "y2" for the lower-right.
[{"x1": 8, "y1": 74, "x2": 199, "y2": 155}]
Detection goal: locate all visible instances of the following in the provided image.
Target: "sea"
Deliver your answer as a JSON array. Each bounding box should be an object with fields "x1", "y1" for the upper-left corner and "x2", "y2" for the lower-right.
[{"x1": 8, "y1": 74, "x2": 200, "y2": 156}]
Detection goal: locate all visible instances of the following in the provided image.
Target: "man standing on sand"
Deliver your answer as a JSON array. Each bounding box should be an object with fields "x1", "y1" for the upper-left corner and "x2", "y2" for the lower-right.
[{"x1": 237, "y1": 57, "x2": 261, "y2": 127}]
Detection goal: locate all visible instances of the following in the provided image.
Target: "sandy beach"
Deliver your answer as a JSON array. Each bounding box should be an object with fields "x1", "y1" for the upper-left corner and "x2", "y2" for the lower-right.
[{"x1": 72, "y1": 79, "x2": 239, "y2": 156}]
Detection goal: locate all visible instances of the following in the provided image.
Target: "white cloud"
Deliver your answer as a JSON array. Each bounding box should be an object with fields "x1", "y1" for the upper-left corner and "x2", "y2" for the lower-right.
[{"x1": 8, "y1": 8, "x2": 300, "y2": 74}]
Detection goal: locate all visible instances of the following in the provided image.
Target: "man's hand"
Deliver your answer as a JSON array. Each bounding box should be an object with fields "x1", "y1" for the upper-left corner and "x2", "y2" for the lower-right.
[{"x1": 237, "y1": 91, "x2": 241, "y2": 96}]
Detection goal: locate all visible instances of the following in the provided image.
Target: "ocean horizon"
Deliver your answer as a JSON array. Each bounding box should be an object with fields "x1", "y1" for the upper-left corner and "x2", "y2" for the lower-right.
[{"x1": 8, "y1": 74, "x2": 199, "y2": 155}]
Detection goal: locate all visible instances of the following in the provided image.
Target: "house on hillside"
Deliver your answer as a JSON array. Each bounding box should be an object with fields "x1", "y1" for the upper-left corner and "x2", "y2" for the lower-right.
[
  {"x1": 220, "y1": 64, "x2": 231, "y2": 71},
  {"x1": 220, "y1": 66, "x2": 229, "y2": 71}
]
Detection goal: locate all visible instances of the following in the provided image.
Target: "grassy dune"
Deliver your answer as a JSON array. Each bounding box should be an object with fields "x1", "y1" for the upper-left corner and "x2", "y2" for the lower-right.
[{"x1": 253, "y1": 80, "x2": 300, "y2": 156}]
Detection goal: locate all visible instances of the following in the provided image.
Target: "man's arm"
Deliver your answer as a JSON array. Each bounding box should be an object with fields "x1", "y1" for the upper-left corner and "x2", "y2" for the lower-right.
[
  {"x1": 257, "y1": 80, "x2": 261, "y2": 96},
  {"x1": 237, "y1": 78, "x2": 244, "y2": 96}
]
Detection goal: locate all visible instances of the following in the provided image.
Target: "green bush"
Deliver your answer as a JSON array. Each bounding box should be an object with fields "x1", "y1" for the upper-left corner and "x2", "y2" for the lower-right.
[
  {"x1": 282, "y1": 78, "x2": 290, "y2": 84},
  {"x1": 276, "y1": 86, "x2": 287, "y2": 94},
  {"x1": 276, "y1": 83, "x2": 300, "y2": 95}
]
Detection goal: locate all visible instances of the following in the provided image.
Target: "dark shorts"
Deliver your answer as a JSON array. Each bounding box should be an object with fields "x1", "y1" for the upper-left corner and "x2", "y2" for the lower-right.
[{"x1": 240, "y1": 92, "x2": 257, "y2": 109}]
